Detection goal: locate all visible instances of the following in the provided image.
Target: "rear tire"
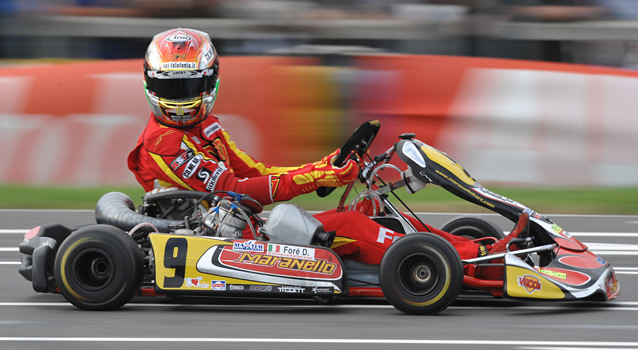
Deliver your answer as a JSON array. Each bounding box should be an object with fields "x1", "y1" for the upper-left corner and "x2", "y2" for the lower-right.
[
  {"x1": 380, "y1": 233, "x2": 463, "y2": 315},
  {"x1": 54, "y1": 225, "x2": 144, "y2": 310}
]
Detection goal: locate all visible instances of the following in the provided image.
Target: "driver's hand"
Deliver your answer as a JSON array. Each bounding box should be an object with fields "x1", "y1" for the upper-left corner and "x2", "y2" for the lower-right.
[
  {"x1": 286, "y1": 150, "x2": 359, "y2": 196},
  {"x1": 311, "y1": 149, "x2": 359, "y2": 187}
]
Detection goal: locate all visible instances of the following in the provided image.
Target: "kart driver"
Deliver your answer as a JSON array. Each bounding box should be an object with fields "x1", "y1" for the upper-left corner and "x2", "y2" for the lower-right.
[{"x1": 128, "y1": 28, "x2": 526, "y2": 280}]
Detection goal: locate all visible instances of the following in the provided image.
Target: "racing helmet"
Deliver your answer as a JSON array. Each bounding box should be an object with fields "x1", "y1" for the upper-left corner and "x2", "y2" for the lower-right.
[{"x1": 143, "y1": 28, "x2": 220, "y2": 128}]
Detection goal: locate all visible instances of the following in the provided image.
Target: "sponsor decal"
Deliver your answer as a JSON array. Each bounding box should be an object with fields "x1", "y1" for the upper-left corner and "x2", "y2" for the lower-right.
[
  {"x1": 196, "y1": 167, "x2": 212, "y2": 184},
  {"x1": 151, "y1": 70, "x2": 213, "y2": 79},
  {"x1": 166, "y1": 34, "x2": 192, "y2": 42},
  {"x1": 205, "y1": 167, "x2": 225, "y2": 191},
  {"x1": 475, "y1": 186, "x2": 526, "y2": 210},
  {"x1": 229, "y1": 285, "x2": 245, "y2": 291},
  {"x1": 477, "y1": 245, "x2": 488, "y2": 257},
  {"x1": 204, "y1": 122, "x2": 222, "y2": 138},
  {"x1": 596, "y1": 257, "x2": 607, "y2": 266},
  {"x1": 312, "y1": 287, "x2": 333, "y2": 294},
  {"x1": 435, "y1": 170, "x2": 496, "y2": 209},
  {"x1": 211, "y1": 280, "x2": 226, "y2": 291},
  {"x1": 169, "y1": 113, "x2": 196, "y2": 121},
  {"x1": 277, "y1": 286, "x2": 305, "y2": 293},
  {"x1": 535, "y1": 267, "x2": 590, "y2": 286},
  {"x1": 161, "y1": 62, "x2": 196, "y2": 70},
  {"x1": 376, "y1": 227, "x2": 401, "y2": 244},
  {"x1": 538, "y1": 269, "x2": 566, "y2": 280},
  {"x1": 267, "y1": 244, "x2": 315, "y2": 260},
  {"x1": 236, "y1": 253, "x2": 336, "y2": 275},
  {"x1": 249, "y1": 285, "x2": 273, "y2": 292},
  {"x1": 605, "y1": 273, "x2": 619, "y2": 296},
  {"x1": 184, "y1": 277, "x2": 209, "y2": 289},
  {"x1": 182, "y1": 155, "x2": 203, "y2": 179},
  {"x1": 203, "y1": 48, "x2": 214, "y2": 62},
  {"x1": 518, "y1": 275, "x2": 541, "y2": 293},
  {"x1": 551, "y1": 224, "x2": 572, "y2": 238},
  {"x1": 170, "y1": 149, "x2": 195, "y2": 171},
  {"x1": 164, "y1": 69, "x2": 189, "y2": 76},
  {"x1": 233, "y1": 240, "x2": 265, "y2": 253}
]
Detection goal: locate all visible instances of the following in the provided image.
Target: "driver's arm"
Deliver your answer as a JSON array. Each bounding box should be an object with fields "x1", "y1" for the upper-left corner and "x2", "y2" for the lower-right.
[
  {"x1": 143, "y1": 131, "x2": 358, "y2": 205},
  {"x1": 217, "y1": 129, "x2": 309, "y2": 178}
]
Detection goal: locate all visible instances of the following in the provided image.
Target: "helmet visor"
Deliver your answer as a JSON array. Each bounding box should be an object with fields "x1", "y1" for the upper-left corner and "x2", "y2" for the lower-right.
[{"x1": 145, "y1": 68, "x2": 218, "y2": 100}]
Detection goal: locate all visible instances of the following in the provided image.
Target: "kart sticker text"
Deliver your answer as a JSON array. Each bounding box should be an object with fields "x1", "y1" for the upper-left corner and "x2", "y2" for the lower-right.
[
  {"x1": 211, "y1": 280, "x2": 226, "y2": 291},
  {"x1": 538, "y1": 269, "x2": 566, "y2": 280},
  {"x1": 376, "y1": 227, "x2": 401, "y2": 244},
  {"x1": 182, "y1": 155, "x2": 203, "y2": 179},
  {"x1": 233, "y1": 240, "x2": 265, "y2": 253},
  {"x1": 277, "y1": 286, "x2": 305, "y2": 293},
  {"x1": 236, "y1": 253, "x2": 336, "y2": 275},
  {"x1": 267, "y1": 244, "x2": 315, "y2": 260},
  {"x1": 170, "y1": 149, "x2": 195, "y2": 171},
  {"x1": 518, "y1": 275, "x2": 541, "y2": 293}
]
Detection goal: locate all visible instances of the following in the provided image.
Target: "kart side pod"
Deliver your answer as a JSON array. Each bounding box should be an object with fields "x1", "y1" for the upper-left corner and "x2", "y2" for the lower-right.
[{"x1": 149, "y1": 233, "x2": 347, "y2": 296}]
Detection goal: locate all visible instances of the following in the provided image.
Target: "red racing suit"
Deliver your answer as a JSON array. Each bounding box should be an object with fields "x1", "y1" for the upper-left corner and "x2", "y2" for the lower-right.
[
  {"x1": 128, "y1": 115, "x2": 316, "y2": 204},
  {"x1": 128, "y1": 114, "x2": 483, "y2": 265}
]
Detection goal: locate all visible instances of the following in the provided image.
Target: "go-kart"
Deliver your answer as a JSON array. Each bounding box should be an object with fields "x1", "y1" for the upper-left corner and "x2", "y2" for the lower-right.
[{"x1": 18, "y1": 120, "x2": 619, "y2": 314}]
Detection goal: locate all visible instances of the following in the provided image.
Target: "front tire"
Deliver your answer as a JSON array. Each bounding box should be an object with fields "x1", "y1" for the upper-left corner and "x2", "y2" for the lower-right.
[
  {"x1": 54, "y1": 225, "x2": 144, "y2": 310},
  {"x1": 380, "y1": 233, "x2": 463, "y2": 315}
]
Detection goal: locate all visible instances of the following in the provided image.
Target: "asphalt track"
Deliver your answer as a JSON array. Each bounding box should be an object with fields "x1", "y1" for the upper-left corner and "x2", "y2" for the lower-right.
[{"x1": 1, "y1": 209, "x2": 637, "y2": 350}]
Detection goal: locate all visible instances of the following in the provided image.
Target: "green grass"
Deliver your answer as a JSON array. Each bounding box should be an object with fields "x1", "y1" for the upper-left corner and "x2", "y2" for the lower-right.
[
  {"x1": 1, "y1": 184, "x2": 636, "y2": 215},
  {"x1": 0, "y1": 185, "x2": 146, "y2": 210}
]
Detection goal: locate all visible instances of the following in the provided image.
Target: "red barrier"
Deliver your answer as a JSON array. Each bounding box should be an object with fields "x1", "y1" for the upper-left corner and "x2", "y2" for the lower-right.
[
  {"x1": 353, "y1": 55, "x2": 638, "y2": 186},
  {"x1": 3, "y1": 55, "x2": 638, "y2": 187},
  {"x1": 354, "y1": 54, "x2": 638, "y2": 151},
  {"x1": 0, "y1": 57, "x2": 322, "y2": 186}
]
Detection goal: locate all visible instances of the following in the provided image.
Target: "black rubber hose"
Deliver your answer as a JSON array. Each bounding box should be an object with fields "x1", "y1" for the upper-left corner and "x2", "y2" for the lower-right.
[{"x1": 95, "y1": 192, "x2": 183, "y2": 233}]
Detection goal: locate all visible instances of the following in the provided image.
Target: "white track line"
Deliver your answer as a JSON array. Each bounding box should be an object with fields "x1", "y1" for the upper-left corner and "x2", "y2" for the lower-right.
[
  {"x1": 520, "y1": 347, "x2": 638, "y2": 350},
  {"x1": 0, "y1": 338, "x2": 637, "y2": 346},
  {"x1": 0, "y1": 230, "x2": 28, "y2": 234},
  {"x1": 0, "y1": 209, "x2": 93, "y2": 213},
  {"x1": 1, "y1": 301, "x2": 638, "y2": 309}
]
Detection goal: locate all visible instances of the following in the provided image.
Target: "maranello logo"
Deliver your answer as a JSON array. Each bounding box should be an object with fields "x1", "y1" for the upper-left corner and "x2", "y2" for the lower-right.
[{"x1": 518, "y1": 275, "x2": 541, "y2": 293}]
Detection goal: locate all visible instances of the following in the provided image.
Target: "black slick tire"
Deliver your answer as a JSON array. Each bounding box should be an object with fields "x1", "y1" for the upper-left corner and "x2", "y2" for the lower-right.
[
  {"x1": 380, "y1": 233, "x2": 463, "y2": 315},
  {"x1": 54, "y1": 224, "x2": 144, "y2": 310}
]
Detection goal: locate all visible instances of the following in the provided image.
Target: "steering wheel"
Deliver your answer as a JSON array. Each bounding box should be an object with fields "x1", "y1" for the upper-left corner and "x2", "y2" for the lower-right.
[{"x1": 316, "y1": 119, "x2": 381, "y2": 198}]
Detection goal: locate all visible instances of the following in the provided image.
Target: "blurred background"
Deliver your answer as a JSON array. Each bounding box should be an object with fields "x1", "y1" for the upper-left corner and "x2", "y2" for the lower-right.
[{"x1": 1, "y1": 0, "x2": 637, "y2": 209}]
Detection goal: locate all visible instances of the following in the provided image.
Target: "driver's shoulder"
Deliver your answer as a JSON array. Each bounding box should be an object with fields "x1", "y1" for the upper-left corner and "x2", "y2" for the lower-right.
[
  {"x1": 143, "y1": 125, "x2": 186, "y2": 156},
  {"x1": 200, "y1": 115, "x2": 224, "y2": 140}
]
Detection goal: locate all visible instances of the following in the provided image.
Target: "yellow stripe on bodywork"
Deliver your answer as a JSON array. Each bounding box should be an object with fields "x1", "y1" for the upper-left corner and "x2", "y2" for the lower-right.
[
  {"x1": 420, "y1": 145, "x2": 475, "y2": 186},
  {"x1": 149, "y1": 153, "x2": 195, "y2": 190},
  {"x1": 330, "y1": 236, "x2": 356, "y2": 249},
  {"x1": 222, "y1": 130, "x2": 305, "y2": 175}
]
